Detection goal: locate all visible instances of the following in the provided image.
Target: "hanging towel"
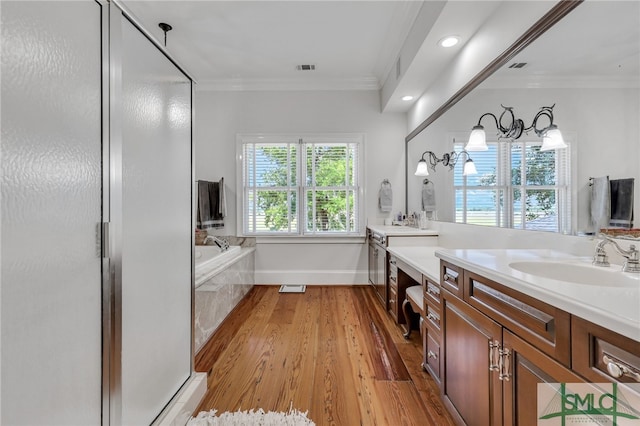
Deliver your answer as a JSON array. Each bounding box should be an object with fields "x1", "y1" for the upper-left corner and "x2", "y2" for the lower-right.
[
  {"x1": 218, "y1": 177, "x2": 227, "y2": 220},
  {"x1": 609, "y1": 178, "x2": 634, "y2": 228},
  {"x1": 197, "y1": 180, "x2": 225, "y2": 229},
  {"x1": 422, "y1": 181, "x2": 436, "y2": 212},
  {"x1": 590, "y1": 176, "x2": 610, "y2": 233},
  {"x1": 379, "y1": 180, "x2": 392, "y2": 212}
]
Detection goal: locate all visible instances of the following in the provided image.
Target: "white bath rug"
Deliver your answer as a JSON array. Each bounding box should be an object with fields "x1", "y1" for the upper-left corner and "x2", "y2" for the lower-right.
[
  {"x1": 188, "y1": 408, "x2": 316, "y2": 426},
  {"x1": 278, "y1": 285, "x2": 306, "y2": 293}
]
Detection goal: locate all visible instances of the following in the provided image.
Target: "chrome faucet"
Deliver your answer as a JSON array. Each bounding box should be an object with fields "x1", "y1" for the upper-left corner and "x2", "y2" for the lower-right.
[
  {"x1": 593, "y1": 234, "x2": 640, "y2": 273},
  {"x1": 203, "y1": 235, "x2": 230, "y2": 252}
]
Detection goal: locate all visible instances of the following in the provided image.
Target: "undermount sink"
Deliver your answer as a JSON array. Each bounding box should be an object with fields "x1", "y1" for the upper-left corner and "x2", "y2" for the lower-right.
[{"x1": 508, "y1": 261, "x2": 640, "y2": 287}]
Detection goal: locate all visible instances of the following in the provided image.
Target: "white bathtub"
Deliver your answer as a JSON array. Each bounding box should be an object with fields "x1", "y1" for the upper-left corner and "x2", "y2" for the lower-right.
[{"x1": 195, "y1": 245, "x2": 242, "y2": 271}]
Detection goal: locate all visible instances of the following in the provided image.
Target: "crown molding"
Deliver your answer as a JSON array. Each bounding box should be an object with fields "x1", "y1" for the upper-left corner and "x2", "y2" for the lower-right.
[
  {"x1": 480, "y1": 74, "x2": 640, "y2": 90},
  {"x1": 195, "y1": 76, "x2": 381, "y2": 92}
]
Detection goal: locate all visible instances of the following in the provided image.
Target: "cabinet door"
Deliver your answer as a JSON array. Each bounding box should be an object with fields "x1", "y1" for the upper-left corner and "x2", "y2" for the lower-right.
[
  {"x1": 376, "y1": 245, "x2": 386, "y2": 288},
  {"x1": 443, "y1": 291, "x2": 502, "y2": 426},
  {"x1": 502, "y1": 330, "x2": 584, "y2": 426},
  {"x1": 368, "y1": 241, "x2": 375, "y2": 285}
]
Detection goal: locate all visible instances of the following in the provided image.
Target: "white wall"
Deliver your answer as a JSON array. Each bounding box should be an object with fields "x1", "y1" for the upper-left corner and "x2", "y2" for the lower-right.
[
  {"x1": 407, "y1": 87, "x2": 640, "y2": 234},
  {"x1": 194, "y1": 90, "x2": 407, "y2": 284},
  {"x1": 431, "y1": 220, "x2": 635, "y2": 267}
]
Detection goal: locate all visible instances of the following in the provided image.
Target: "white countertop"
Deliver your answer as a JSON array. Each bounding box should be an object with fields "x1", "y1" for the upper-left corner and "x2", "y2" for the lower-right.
[
  {"x1": 386, "y1": 246, "x2": 442, "y2": 283},
  {"x1": 435, "y1": 249, "x2": 640, "y2": 342},
  {"x1": 367, "y1": 224, "x2": 438, "y2": 237}
]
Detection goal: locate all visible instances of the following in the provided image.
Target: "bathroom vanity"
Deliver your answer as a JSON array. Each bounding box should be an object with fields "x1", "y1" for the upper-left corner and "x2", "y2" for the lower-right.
[
  {"x1": 366, "y1": 225, "x2": 438, "y2": 308},
  {"x1": 387, "y1": 247, "x2": 640, "y2": 425}
]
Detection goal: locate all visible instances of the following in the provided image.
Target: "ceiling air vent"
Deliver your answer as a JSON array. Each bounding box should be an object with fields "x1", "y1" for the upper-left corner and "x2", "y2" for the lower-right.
[
  {"x1": 508, "y1": 62, "x2": 528, "y2": 69},
  {"x1": 296, "y1": 64, "x2": 316, "y2": 71}
]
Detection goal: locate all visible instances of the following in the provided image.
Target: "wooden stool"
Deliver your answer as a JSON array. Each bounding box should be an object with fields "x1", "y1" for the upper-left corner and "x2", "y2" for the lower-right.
[{"x1": 402, "y1": 285, "x2": 423, "y2": 339}]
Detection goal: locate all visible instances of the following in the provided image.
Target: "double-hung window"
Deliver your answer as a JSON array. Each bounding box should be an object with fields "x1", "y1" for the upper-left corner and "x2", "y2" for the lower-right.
[
  {"x1": 454, "y1": 138, "x2": 572, "y2": 233},
  {"x1": 239, "y1": 134, "x2": 364, "y2": 237}
]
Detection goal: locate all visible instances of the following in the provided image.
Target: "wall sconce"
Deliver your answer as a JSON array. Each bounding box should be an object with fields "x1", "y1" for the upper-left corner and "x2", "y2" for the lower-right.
[
  {"x1": 414, "y1": 150, "x2": 477, "y2": 177},
  {"x1": 466, "y1": 104, "x2": 566, "y2": 152}
]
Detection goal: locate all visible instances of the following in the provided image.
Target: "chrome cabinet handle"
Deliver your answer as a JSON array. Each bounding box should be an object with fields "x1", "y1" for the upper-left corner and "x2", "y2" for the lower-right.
[
  {"x1": 427, "y1": 284, "x2": 440, "y2": 297},
  {"x1": 603, "y1": 354, "x2": 640, "y2": 382},
  {"x1": 427, "y1": 312, "x2": 439, "y2": 324},
  {"x1": 428, "y1": 350, "x2": 437, "y2": 360},
  {"x1": 489, "y1": 340, "x2": 500, "y2": 372},
  {"x1": 499, "y1": 348, "x2": 511, "y2": 381},
  {"x1": 443, "y1": 273, "x2": 451, "y2": 281}
]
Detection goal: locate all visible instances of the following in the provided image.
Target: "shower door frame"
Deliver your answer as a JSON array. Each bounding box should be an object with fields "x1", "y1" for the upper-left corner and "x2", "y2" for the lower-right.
[{"x1": 101, "y1": 2, "x2": 196, "y2": 425}]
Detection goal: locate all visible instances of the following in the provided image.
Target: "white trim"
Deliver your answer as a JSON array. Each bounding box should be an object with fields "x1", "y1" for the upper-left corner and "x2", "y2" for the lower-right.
[
  {"x1": 153, "y1": 373, "x2": 207, "y2": 426},
  {"x1": 257, "y1": 236, "x2": 366, "y2": 244},
  {"x1": 236, "y1": 133, "x2": 366, "y2": 238},
  {"x1": 196, "y1": 76, "x2": 380, "y2": 92},
  {"x1": 255, "y1": 270, "x2": 368, "y2": 285},
  {"x1": 480, "y1": 74, "x2": 640, "y2": 90}
]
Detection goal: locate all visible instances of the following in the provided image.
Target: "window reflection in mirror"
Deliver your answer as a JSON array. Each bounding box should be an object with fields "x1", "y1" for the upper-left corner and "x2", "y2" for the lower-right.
[{"x1": 406, "y1": 1, "x2": 639, "y2": 235}]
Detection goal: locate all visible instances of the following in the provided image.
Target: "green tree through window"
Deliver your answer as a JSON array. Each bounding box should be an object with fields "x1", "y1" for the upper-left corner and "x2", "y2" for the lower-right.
[{"x1": 242, "y1": 135, "x2": 362, "y2": 236}]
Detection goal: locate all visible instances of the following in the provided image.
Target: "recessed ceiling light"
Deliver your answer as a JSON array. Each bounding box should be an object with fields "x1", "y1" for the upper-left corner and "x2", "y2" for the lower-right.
[
  {"x1": 439, "y1": 36, "x2": 460, "y2": 48},
  {"x1": 402, "y1": 96, "x2": 414, "y2": 101}
]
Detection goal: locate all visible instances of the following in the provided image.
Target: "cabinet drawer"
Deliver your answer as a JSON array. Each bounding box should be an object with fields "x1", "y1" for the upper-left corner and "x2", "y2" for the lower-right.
[
  {"x1": 425, "y1": 329, "x2": 441, "y2": 384},
  {"x1": 572, "y1": 316, "x2": 640, "y2": 384},
  {"x1": 388, "y1": 275, "x2": 397, "y2": 291},
  {"x1": 425, "y1": 304, "x2": 441, "y2": 332},
  {"x1": 389, "y1": 257, "x2": 398, "y2": 281},
  {"x1": 388, "y1": 287, "x2": 398, "y2": 322},
  {"x1": 464, "y1": 269, "x2": 571, "y2": 366},
  {"x1": 441, "y1": 261, "x2": 462, "y2": 299},
  {"x1": 423, "y1": 275, "x2": 441, "y2": 308}
]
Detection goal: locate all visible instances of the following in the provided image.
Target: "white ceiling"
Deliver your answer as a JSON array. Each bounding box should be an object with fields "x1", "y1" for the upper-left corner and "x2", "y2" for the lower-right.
[
  {"x1": 122, "y1": 0, "x2": 423, "y2": 92},
  {"x1": 482, "y1": 1, "x2": 640, "y2": 89},
  {"x1": 121, "y1": 1, "x2": 640, "y2": 111}
]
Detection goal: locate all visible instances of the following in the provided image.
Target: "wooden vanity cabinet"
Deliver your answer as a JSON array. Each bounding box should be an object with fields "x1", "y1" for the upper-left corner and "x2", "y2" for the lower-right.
[
  {"x1": 463, "y1": 269, "x2": 571, "y2": 366},
  {"x1": 388, "y1": 255, "x2": 398, "y2": 322},
  {"x1": 442, "y1": 290, "x2": 502, "y2": 426},
  {"x1": 572, "y1": 316, "x2": 640, "y2": 385},
  {"x1": 422, "y1": 275, "x2": 442, "y2": 385},
  {"x1": 440, "y1": 262, "x2": 590, "y2": 426},
  {"x1": 502, "y1": 330, "x2": 585, "y2": 426}
]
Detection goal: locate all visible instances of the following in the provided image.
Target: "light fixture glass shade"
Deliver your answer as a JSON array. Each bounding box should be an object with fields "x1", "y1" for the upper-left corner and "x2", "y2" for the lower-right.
[
  {"x1": 539, "y1": 125, "x2": 567, "y2": 151},
  {"x1": 465, "y1": 125, "x2": 489, "y2": 151},
  {"x1": 414, "y1": 159, "x2": 429, "y2": 176},
  {"x1": 463, "y1": 159, "x2": 478, "y2": 176}
]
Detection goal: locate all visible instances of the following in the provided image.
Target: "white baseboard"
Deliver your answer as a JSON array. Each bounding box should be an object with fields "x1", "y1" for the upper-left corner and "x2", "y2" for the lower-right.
[
  {"x1": 154, "y1": 372, "x2": 207, "y2": 426},
  {"x1": 255, "y1": 269, "x2": 368, "y2": 285}
]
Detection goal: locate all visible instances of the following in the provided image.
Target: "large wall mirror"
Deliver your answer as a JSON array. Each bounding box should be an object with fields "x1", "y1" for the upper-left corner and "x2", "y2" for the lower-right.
[{"x1": 406, "y1": 1, "x2": 639, "y2": 235}]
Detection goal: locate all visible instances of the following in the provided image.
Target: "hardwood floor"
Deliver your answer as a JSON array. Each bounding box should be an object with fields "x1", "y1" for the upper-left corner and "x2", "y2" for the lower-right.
[{"x1": 194, "y1": 285, "x2": 455, "y2": 426}]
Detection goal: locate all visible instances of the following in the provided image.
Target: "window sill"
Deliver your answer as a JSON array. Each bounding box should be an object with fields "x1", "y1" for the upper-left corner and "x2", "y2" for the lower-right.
[{"x1": 253, "y1": 235, "x2": 366, "y2": 244}]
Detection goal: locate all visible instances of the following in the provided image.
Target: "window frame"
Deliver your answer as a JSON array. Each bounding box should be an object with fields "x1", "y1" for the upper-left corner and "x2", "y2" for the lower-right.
[
  {"x1": 237, "y1": 133, "x2": 365, "y2": 239},
  {"x1": 453, "y1": 134, "x2": 573, "y2": 234}
]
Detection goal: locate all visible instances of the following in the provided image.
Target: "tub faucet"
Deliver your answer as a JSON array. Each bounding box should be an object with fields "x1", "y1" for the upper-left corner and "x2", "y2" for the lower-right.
[
  {"x1": 593, "y1": 234, "x2": 640, "y2": 273},
  {"x1": 203, "y1": 235, "x2": 230, "y2": 252}
]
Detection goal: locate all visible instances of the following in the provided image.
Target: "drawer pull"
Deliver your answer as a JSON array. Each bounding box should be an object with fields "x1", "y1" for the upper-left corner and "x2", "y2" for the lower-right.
[
  {"x1": 499, "y1": 348, "x2": 511, "y2": 381},
  {"x1": 428, "y1": 350, "x2": 438, "y2": 360},
  {"x1": 443, "y1": 273, "x2": 451, "y2": 282},
  {"x1": 489, "y1": 340, "x2": 500, "y2": 372},
  {"x1": 603, "y1": 354, "x2": 640, "y2": 382},
  {"x1": 427, "y1": 312, "x2": 440, "y2": 324},
  {"x1": 427, "y1": 284, "x2": 440, "y2": 297}
]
